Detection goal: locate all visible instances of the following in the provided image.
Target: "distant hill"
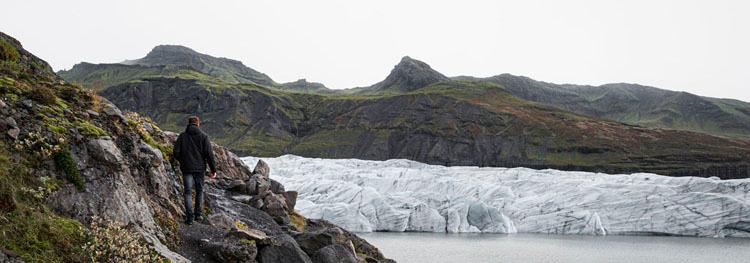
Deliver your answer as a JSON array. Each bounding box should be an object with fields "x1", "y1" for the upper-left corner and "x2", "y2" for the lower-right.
[
  {"x1": 123, "y1": 45, "x2": 276, "y2": 86},
  {"x1": 280, "y1": 78, "x2": 331, "y2": 93},
  {"x1": 58, "y1": 45, "x2": 330, "y2": 93},
  {"x1": 454, "y1": 74, "x2": 750, "y2": 139},
  {"x1": 61, "y1": 48, "x2": 750, "y2": 178}
]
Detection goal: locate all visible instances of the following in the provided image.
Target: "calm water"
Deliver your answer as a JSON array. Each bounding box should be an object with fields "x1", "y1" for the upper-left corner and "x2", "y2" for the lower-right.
[{"x1": 359, "y1": 232, "x2": 750, "y2": 263}]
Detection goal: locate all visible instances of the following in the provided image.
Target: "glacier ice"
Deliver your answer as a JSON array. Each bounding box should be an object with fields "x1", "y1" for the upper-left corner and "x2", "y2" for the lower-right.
[{"x1": 241, "y1": 155, "x2": 750, "y2": 237}]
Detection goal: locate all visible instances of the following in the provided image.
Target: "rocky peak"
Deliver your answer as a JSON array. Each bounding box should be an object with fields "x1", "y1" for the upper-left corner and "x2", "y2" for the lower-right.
[
  {"x1": 149, "y1": 45, "x2": 199, "y2": 55},
  {"x1": 135, "y1": 45, "x2": 202, "y2": 64},
  {"x1": 367, "y1": 56, "x2": 449, "y2": 92}
]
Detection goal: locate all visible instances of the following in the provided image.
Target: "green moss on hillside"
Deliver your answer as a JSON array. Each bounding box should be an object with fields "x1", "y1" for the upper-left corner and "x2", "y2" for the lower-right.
[
  {"x1": 75, "y1": 120, "x2": 108, "y2": 137},
  {"x1": 53, "y1": 148, "x2": 84, "y2": 191},
  {"x1": 0, "y1": 143, "x2": 88, "y2": 262},
  {"x1": 0, "y1": 38, "x2": 20, "y2": 62}
]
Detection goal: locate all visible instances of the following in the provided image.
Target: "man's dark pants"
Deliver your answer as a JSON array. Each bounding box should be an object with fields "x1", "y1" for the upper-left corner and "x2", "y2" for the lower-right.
[{"x1": 183, "y1": 172, "x2": 204, "y2": 220}]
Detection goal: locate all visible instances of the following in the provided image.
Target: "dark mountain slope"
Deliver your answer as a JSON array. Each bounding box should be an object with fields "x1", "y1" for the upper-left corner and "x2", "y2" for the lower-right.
[{"x1": 102, "y1": 78, "x2": 750, "y2": 178}]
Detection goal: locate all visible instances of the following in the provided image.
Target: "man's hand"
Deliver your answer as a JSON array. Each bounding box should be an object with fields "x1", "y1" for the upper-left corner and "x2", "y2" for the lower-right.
[{"x1": 209, "y1": 171, "x2": 217, "y2": 179}]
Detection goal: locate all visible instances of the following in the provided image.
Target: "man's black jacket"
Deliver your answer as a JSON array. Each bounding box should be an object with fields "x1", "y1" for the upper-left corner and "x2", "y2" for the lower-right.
[{"x1": 173, "y1": 124, "x2": 217, "y2": 174}]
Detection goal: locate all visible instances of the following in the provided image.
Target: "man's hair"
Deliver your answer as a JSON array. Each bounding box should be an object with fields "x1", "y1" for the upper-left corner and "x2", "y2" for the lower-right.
[{"x1": 188, "y1": 116, "x2": 200, "y2": 125}]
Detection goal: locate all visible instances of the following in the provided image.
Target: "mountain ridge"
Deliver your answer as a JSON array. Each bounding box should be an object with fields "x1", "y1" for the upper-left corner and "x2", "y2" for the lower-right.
[{"x1": 57, "y1": 45, "x2": 750, "y2": 178}]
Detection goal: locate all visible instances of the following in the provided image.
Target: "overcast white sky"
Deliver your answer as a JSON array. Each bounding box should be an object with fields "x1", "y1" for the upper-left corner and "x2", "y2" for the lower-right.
[{"x1": 2, "y1": 0, "x2": 749, "y2": 101}]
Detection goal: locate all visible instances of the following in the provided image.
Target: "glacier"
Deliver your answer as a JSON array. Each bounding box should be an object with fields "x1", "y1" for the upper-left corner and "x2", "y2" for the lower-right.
[{"x1": 241, "y1": 155, "x2": 750, "y2": 237}]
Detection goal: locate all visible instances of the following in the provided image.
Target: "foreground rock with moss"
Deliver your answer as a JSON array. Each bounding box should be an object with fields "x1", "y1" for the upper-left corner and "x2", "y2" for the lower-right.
[{"x1": 0, "y1": 32, "x2": 392, "y2": 262}]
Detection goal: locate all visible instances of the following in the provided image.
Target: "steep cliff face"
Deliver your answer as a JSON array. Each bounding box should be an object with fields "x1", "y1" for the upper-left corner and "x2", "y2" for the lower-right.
[
  {"x1": 0, "y1": 32, "x2": 391, "y2": 263},
  {"x1": 102, "y1": 77, "x2": 750, "y2": 179}
]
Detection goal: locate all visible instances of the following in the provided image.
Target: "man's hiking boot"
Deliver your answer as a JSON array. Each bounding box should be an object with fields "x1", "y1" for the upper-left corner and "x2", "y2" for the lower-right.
[
  {"x1": 185, "y1": 216, "x2": 193, "y2": 225},
  {"x1": 194, "y1": 215, "x2": 204, "y2": 223}
]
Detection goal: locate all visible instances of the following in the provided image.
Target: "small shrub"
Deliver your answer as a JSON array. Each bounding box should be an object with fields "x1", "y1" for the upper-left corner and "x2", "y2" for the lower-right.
[
  {"x1": 126, "y1": 112, "x2": 172, "y2": 159},
  {"x1": 0, "y1": 38, "x2": 20, "y2": 62},
  {"x1": 15, "y1": 132, "x2": 61, "y2": 159},
  {"x1": 0, "y1": 76, "x2": 15, "y2": 87},
  {"x1": 154, "y1": 212, "x2": 180, "y2": 250},
  {"x1": 29, "y1": 86, "x2": 56, "y2": 105},
  {"x1": 59, "y1": 85, "x2": 80, "y2": 102},
  {"x1": 85, "y1": 217, "x2": 165, "y2": 263},
  {"x1": 53, "y1": 148, "x2": 84, "y2": 191}
]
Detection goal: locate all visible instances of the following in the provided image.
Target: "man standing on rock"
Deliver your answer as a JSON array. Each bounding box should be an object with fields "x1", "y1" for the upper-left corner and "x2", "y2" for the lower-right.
[{"x1": 173, "y1": 116, "x2": 217, "y2": 225}]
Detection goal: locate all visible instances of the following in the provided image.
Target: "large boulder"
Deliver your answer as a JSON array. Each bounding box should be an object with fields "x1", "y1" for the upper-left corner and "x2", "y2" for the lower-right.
[
  {"x1": 263, "y1": 193, "x2": 290, "y2": 224},
  {"x1": 86, "y1": 138, "x2": 125, "y2": 167},
  {"x1": 305, "y1": 219, "x2": 395, "y2": 263},
  {"x1": 203, "y1": 238, "x2": 258, "y2": 263},
  {"x1": 311, "y1": 244, "x2": 358, "y2": 263},
  {"x1": 257, "y1": 234, "x2": 312, "y2": 263},
  {"x1": 292, "y1": 227, "x2": 348, "y2": 256}
]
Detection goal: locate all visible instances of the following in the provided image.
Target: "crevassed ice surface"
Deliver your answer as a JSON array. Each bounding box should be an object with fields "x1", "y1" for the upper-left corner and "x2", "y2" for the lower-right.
[{"x1": 241, "y1": 155, "x2": 750, "y2": 237}]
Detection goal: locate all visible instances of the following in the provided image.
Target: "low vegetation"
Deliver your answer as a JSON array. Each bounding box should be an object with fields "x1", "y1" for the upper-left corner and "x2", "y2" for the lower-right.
[
  {"x1": 85, "y1": 217, "x2": 166, "y2": 263},
  {"x1": 53, "y1": 148, "x2": 84, "y2": 191}
]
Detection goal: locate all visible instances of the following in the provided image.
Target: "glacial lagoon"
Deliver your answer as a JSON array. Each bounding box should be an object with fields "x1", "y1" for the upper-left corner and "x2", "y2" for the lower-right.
[{"x1": 360, "y1": 232, "x2": 750, "y2": 263}]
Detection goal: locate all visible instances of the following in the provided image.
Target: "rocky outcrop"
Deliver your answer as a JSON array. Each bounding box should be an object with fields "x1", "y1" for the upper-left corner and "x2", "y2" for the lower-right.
[{"x1": 0, "y1": 31, "x2": 392, "y2": 262}]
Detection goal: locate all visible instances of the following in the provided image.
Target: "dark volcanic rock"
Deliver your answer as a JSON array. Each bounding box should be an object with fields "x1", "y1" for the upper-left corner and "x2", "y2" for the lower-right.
[
  {"x1": 258, "y1": 234, "x2": 312, "y2": 263},
  {"x1": 292, "y1": 226, "x2": 348, "y2": 255},
  {"x1": 202, "y1": 238, "x2": 258, "y2": 263},
  {"x1": 311, "y1": 244, "x2": 359, "y2": 263},
  {"x1": 305, "y1": 219, "x2": 394, "y2": 263}
]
